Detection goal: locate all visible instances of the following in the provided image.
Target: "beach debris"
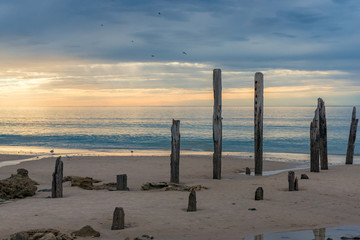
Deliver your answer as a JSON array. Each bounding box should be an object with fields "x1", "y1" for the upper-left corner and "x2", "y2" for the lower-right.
[
  {"x1": 170, "y1": 119, "x2": 180, "y2": 184},
  {"x1": 0, "y1": 168, "x2": 38, "y2": 200},
  {"x1": 111, "y1": 207, "x2": 125, "y2": 230},
  {"x1": 254, "y1": 72, "x2": 264, "y2": 176},
  {"x1": 246, "y1": 167, "x2": 251, "y2": 175},
  {"x1": 288, "y1": 171, "x2": 298, "y2": 191},
  {"x1": 141, "y1": 182, "x2": 208, "y2": 192},
  {"x1": 63, "y1": 176, "x2": 116, "y2": 190},
  {"x1": 52, "y1": 156, "x2": 63, "y2": 198},
  {"x1": 213, "y1": 69, "x2": 222, "y2": 180},
  {"x1": 117, "y1": 174, "x2": 130, "y2": 191},
  {"x1": 38, "y1": 189, "x2": 52, "y2": 192},
  {"x1": 134, "y1": 235, "x2": 154, "y2": 240},
  {"x1": 255, "y1": 187, "x2": 263, "y2": 200},
  {"x1": 301, "y1": 174, "x2": 309, "y2": 179},
  {"x1": 10, "y1": 229, "x2": 74, "y2": 240},
  {"x1": 187, "y1": 189, "x2": 197, "y2": 212},
  {"x1": 341, "y1": 235, "x2": 360, "y2": 239},
  {"x1": 346, "y1": 106, "x2": 358, "y2": 164},
  {"x1": 248, "y1": 208, "x2": 257, "y2": 211},
  {"x1": 72, "y1": 225, "x2": 100, "y2": 237}
]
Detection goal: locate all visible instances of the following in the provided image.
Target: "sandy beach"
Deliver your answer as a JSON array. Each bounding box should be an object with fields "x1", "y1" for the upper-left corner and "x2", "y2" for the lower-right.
[{"x1": 1, "y1": 154, "x2": 360, "y2": 239}]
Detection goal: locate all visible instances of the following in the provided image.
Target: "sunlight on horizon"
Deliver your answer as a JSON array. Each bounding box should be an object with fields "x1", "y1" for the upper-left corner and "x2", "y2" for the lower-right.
[{"x1": 0, "y1": 61, "x2": 358, "y2": 107}]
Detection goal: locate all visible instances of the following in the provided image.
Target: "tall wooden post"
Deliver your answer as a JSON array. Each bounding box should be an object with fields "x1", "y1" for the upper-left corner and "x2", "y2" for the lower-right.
[
  {"x1": 318, "y1": 98, "x2": 328, "y2": 170},
  {"x1": 310, "y1": 108, "x2": 320, "y2": 172},
  {"x1": 51, "y1": 156, "x2": 63, "y2": 198},
  {"x1": 170, "y1": 119, "x2": 180, "y2": 184},
  {"x1": 346, "y1": 107, "x2": 359, "y2": 164},
  {"x1": 254, "y1": 72, "x2": 264, "y2": 176},
  {"x1": 111, "y1": 207, "x2": 125, "y2": 230},
  {"x1": 213, "y1": 69, "x2": 222, "y2": 180}
]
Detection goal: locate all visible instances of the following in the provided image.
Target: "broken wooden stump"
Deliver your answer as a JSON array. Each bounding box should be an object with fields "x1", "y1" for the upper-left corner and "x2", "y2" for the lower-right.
[
  {"x1": 255, "y1": 187, "x2": 263, "y2": 200},
  {"x1": 246, "y1": 167, "x2": 251, "y2": 175},
  {"x1": 213, "y1": 68, "x2": 222, "y2": 180},
  {"x1": 294, "y1": 177, "x2": 298, "y2": 191},
  {"x1": 51, "y1": 156, "x2": 63, "y2": 198},
  {"x1": 288, "y1": 171, "x2": 295, "y2": 191},
  {"x1": 318, "y1": 98, "x2": 328, "y2": 170},
  {"x1": 111, "y1": 207, "x2": 125, "y2": 230},
  {"x1": 170, "y1": 119, "x2": 180, "y2": 184},
  {"x1": 254, "y1": 72, "x2": 264, "y2": 176},
  {"x1": 187, "y1": 189, "x2": 197, "y2": 212},
  {"x1": 116, "y1": 174, "x2": 129, "y2": 191},
  {"x1": 346, "y1": 106, "x2": 358, "y2": 164}
]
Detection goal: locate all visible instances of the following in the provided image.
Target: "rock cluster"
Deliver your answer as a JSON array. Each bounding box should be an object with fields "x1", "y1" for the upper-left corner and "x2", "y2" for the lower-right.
[
  {"x1": 71, "y1": 225, "x2": 100, "y2": 237},
  {"x1": 9, "y1": 228, "x2": 73, "y2": 240},
  {"x1": 0, "y1": 169, "x2": 38, "y2": 200}
]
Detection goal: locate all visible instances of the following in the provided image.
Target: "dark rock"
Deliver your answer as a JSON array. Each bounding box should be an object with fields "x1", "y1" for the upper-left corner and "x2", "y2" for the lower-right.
[
  {"x1": 255, "y1": 187, "x2": 263, "y2": 201},
  {"x1": 301, "y1": 174, "x2": 309, "y2": 179},
  {"x1": 0, "y1": 169, "x2": 38, "y2": 200},
  {"x1": 72, "y1": 225, "x2": 100, "y2": 237},
  {"x1": 245, "y1": 167, "x2": 251, "y2": 175}
]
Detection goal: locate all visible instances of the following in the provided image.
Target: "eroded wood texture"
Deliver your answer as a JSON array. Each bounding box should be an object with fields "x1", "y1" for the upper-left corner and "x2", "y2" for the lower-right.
[
  {"x1": 170, "y1": 119, "x2": 180, "y2": 184},
  {"x1": 213, "y1": 69, "x2": 222, "y2": 179},
  {"x1": 346, "y1": 106, "x2": 358, "y2": 164},
  {"x1": 254, "y1": 72, "x2": 264, "y2": 176}
]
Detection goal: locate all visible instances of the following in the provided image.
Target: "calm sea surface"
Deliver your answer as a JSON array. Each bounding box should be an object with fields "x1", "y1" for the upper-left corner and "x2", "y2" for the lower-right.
[{"x1": 0, "y1": 106, "x2": 357, "y2": 156}]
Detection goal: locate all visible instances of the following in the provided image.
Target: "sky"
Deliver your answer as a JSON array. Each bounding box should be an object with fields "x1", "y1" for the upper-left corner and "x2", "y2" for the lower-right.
[{"x1": 0, "y1": 0, "x2": 359, "y2": 107}]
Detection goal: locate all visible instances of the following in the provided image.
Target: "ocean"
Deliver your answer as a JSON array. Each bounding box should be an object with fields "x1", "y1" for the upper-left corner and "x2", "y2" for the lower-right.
[{"x1": 0, "y1": 106, "x2": 357, "y2": 160}]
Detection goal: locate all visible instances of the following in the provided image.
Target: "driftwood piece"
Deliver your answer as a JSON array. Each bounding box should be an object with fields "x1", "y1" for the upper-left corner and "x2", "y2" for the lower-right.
[
  {"x1": 111, "y1": 207, "x2": 125, "y2": 230},
  {"x1": 170, "y1": 119, "x2": 180, "y2": 184},
  {"x1": 254, "y1": 72, "x2": 264, "y2": 176},
  {"x1": 255, "y1": 187, "x2": 263, "y2": 200},
  {"x1": 318, "y1": 98, "x2": 328, "y2": 170},
  {"x1": 346, "y1": 107, "x2": 359, "y2": 164},
  {"x1": 187, "y1": 189, "x2": 197, "y2": 212},
  {"x1": 288, "y1": 171, "x2": 295, "y2": 191},
  {"x1": 301, "y1": 174, "x2": 309, "y2": 179},
  {"x1": 51, "y1": 157, "x2": 63, "y2": 198},
  {"x1": 310, "y1": 108, "x2": 320, "y2": 172},
  {"x1": 213, "y1": 68, "x2": 222, "y2": 180},
  {"x1": 116, "y1": 174, "x2": 129, "y2": 191}
]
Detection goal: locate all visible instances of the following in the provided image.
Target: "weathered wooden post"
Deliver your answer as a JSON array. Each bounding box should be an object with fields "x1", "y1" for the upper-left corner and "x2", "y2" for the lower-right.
[
  {"x1": 116, "y1": 174, "x2": 129, "y2": 191},
  {"x1": 318, "y1": 98, "x2": 328, "y2": 170},
  {"x1": 288, "y1": 171, "x2": 295, "y2": 191},
  {"x1": 294, "y1": 177, "x2": 298, "y2": 191},
  {"x1": 111, "y1": 207, "x2": 125, "y2": 230},
  {"x1": 310, "y1": 108, "x2": 320, "y2": 172},
  {"x1": 187, "y1": 189, "x2": 197, "y2": 212},
  {"x1": 170, "y1": 119, "x2": 180, "y2": 184},
  {"x1": 51, "y1": 156, "x2": 63, "y2": 198},
  {"x1": 254, "y1": 72, "x2": 264, "y2": 176},
  {"x1": 346, "y1": 107, "x2": 358, "y2": 164},
  {"x1": 245, "y1": 167, "x2": 251, "y2": 175},
  {"x1": 255, "y1": 187, "x2": 263, "y2": 200},
  {"x1": 213, "y1": 68, "x2": 222, "y2": 180}
]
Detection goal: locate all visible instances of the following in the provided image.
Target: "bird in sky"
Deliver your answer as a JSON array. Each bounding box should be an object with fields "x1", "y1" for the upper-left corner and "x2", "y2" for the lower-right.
[
  {"x1": 50, "y1": 149, "x2": 54, "y2": 154},
  {"x1": 151, "y1": 55, "x2": 155, "y2": 57},
  {"x1": 101, "y1": 24, "x2": 104, "y2": 27},
  {"x1": 182, "y1": 51, "x2": 187, "y2": 55},
  {"x1": 158, "y1": 12, "x2": 161, "y2": 15}
]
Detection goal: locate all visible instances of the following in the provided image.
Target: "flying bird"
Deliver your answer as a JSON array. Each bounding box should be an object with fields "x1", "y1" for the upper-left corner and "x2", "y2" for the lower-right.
[
  {"x1": 158, "y1": 12, "x2": 161, "y2": 15},
  {"x1": 151, "y1": 55, "x2": 155, "y2": 57},
  {"x1": 50, "y1": 149, "x2": 54, "y2": 154},
  {"x1": 101, "y1": 24, "x2": 104, "y2": 27},
  {"x1": 182, "y1": 51, "x2": 187, "y2": 55}
]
